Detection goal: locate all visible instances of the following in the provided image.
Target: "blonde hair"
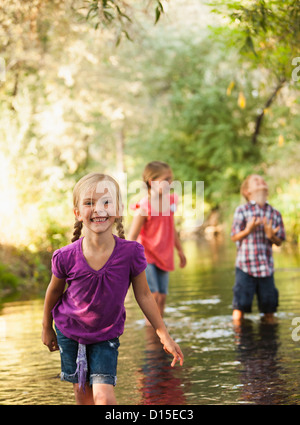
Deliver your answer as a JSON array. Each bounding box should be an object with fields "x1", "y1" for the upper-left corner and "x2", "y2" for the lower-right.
[
  {"x1": 71, "y1": 173, "x2": 125, "y2": 242},
  {"x1": 142, "y1": 161, "x2": 173, "y2": 189}
]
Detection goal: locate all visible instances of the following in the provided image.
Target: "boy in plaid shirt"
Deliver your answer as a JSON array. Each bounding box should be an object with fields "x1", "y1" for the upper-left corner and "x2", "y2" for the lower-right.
[{"x1": 231, "y1": 174, "x2": 285, "y2": 324}]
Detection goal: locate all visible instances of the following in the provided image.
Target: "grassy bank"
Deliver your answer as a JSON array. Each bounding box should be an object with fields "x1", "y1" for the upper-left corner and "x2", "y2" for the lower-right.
[{"x1": 0, "y1": 244, "x2": 52, "y2": 302}]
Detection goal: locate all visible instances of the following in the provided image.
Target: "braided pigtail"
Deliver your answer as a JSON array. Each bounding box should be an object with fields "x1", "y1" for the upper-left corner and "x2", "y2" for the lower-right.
[
  {"x1": 71, "y1": 218, "x2": 83, "y2": 242},
  {"x1": 115, "y1": 217, "x2": 125, "y2": 239}
]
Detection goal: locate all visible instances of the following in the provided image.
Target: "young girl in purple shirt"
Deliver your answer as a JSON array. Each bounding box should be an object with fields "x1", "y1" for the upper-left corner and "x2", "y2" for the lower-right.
[{"x1": 42, "y1": 172, "x2": 183, "y2": 405}]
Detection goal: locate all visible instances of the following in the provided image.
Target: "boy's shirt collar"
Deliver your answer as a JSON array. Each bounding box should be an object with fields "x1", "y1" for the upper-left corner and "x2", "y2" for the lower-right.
[{"x1": 249, "y1": 200, "x2": 269, "y2": 206}]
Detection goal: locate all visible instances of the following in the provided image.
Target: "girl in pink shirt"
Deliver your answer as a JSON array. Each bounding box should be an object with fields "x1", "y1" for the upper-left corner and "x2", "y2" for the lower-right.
[
  {"x1": 128, "y1": 162, "x2": 187, "y2": 319},
  {"x1": 42, "y1": 172, "x2": 183, "y2": 405}
]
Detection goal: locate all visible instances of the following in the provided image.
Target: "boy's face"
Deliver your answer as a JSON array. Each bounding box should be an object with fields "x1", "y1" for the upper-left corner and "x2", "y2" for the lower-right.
[{"x1": 246, "y1": 175, "x2": 268, "y2": 205}]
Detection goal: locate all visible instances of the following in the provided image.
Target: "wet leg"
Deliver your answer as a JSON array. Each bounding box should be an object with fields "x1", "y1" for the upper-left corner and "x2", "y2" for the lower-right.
[
  {"x1": 73, "y1": 383, "x2": 94, "y2": 405},
  {"x1": 232, "y1": 309, "x2": 244, "y2": 324},
  {"x1": 261, "y1": 313, "x2": 277, "y2": 324},
  {"x1": 157, "y1": 293, "x2": 167, "y2": 318},
  {"x1": 93, "y1": 383, "x2": 116, "y2": 405}
]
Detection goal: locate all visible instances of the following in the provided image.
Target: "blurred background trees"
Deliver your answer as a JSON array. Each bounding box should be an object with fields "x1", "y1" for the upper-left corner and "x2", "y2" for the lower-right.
[{"x1": 0, "y1": 0, "x2": 299, "y2": 295}]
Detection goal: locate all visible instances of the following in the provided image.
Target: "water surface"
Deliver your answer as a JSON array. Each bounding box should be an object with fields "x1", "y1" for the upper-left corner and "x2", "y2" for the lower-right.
[{"x1": 0, "y1": 239, "x2": 300, "y2": 405}]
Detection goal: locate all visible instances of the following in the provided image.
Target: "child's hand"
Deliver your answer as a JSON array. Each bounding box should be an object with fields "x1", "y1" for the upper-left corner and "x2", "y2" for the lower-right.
[
  {"x1": 42, "y1": 327, "x2": 59, "y2": 352},
  {"x1": 178, "y1": 250, "x2": 187, "y2": 268},
  {"x1": 245, "y1": 217, "x2": 261, "y2": 234},
  {"x1": 161, "y1": 336, "x2": 184, "y2": 367},
  {"x1": 263, "y1": 217, "x2": 280, "y2": 240}
]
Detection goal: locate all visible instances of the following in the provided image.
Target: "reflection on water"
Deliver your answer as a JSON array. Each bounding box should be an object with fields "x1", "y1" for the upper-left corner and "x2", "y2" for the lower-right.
[
  {"x1": 0, "y1": 239, "x2": 300, "y2": 405},
  {"x1": 234, "y1": 321, "x2": 287, "y2": 405},
  {"x1": 137, "y1": 326, "x2": 187, "y2": 405}
]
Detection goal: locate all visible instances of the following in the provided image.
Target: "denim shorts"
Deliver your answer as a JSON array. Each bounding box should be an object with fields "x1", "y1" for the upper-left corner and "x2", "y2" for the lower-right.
[
  {"x1": 55, "y1": 327, "x2": 120, "y2": 386},
  {"x1": 145, "y1": 263, "x2": 169, "y2": 295},
  {"x1": 232, "y1": 267, "x2": 279, "y2": 314}
]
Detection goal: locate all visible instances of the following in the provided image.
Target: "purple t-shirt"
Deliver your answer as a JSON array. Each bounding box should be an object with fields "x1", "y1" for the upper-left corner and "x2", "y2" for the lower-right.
[{"x1": 51, "y1": 235, "x2": 147, "y2": 344}]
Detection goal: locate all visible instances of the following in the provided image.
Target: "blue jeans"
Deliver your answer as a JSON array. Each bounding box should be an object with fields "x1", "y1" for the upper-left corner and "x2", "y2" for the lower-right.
[
  {"x1": 55, "y1": 326, "x2": 120, "y2": 386},
  {"x1": 145, "y1": 263, "x2": 169, "y2": 294}
]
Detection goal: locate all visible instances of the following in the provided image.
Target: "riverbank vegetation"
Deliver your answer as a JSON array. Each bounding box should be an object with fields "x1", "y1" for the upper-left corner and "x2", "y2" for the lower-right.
[{"x1": 0, "y1": 0, "x2": 299, "y2": 298}]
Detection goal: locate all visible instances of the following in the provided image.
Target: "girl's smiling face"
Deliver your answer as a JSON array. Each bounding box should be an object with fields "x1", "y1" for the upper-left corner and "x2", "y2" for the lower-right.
[{"x1": 75, "y1": 186, "x2": 117, "y2": 234}]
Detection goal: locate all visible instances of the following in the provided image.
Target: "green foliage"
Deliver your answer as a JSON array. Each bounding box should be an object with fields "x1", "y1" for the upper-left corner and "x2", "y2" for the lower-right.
[
  {"x1": 0, "y1": 264, "x2": 18, "y2": 294},
  {"x1": 207, "y1": 0, "x2": 300, "y2": 147},
  {"x1": 0, "y1": 0, "x2": 299, "y2": 257},
  {"x1": 270, "y1": 181, "x2": 300, "y2": 244},
  {"x1": 209, "y1": 0, "x2": 300, "y2": 79},
  {"x1": 80, "y1": 0, "x2": 166, "y2": 44},
  {"x1": 127, "y1": 37, "x2": 263, "y2": 206}
]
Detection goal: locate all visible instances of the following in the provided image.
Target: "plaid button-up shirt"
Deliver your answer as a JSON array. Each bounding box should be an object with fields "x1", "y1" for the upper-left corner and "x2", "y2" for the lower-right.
[{"x1": 231, "y1": 201, "x2": 285, "y2": 277}]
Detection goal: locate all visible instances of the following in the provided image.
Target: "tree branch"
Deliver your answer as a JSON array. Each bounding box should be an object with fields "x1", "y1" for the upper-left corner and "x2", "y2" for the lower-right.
[{"x1": 252, "y1": 78, "x2": 286, "y2": 145}]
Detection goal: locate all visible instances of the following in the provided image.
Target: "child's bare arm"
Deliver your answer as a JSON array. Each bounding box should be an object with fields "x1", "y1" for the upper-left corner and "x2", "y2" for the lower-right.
[
  {"x1": 131, "y1": 271, "x2": 184, "y2": 367},
  {"x1": 263, "y1": 217, "x2": 282, "y2": 246},
  {"x1": 231, "y1": 217, "x2": 261, "y2": 242},
  {"x1": 42, "y1": 274, "x2": 66, "y2": 351},
  {"x1": 174, "y1": 226, "x2": 187, "y2": 268},
  {"x1": 127, "y1": 212, "x2": 147, "y2": 241}
]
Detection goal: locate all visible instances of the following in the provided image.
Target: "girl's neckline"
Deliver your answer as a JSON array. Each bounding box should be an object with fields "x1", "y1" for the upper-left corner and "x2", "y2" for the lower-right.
[
  {"x1": 79, "y1": 234, "x2": 118, "y2": 273},
  {"x1": 146, "y1": 192, "x2": 176, "y2": 214}
]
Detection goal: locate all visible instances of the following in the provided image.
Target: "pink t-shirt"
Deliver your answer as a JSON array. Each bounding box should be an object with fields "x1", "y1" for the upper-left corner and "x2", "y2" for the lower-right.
[{"x1": 137, "y1": 193, "x2": 178, "y2": 272}]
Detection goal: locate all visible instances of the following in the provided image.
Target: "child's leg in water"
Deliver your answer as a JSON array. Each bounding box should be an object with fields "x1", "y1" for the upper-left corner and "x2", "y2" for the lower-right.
[
  {"x1": 73, "y1": 383, "x2": 116, "y2": 405},
  {"x1": 261, "y1": 313, "x2": 277, "y2": 324},
  {"x1": 73, "y1": 383, "x2": 94, "y2": 405},
  {"x1": 232, "y1": 309, "x2": 244, "y2": 323},
  {"x1": 144, "y1": 265, "x2": 169, "y2": 324},
  {"x1": 93, "y1": 383, "x2": 117, "y2": 405},
  {"x1": 157, "y1": 293, "x2": 167, "y2": 317}
]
